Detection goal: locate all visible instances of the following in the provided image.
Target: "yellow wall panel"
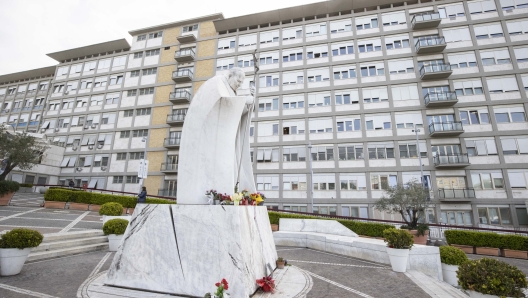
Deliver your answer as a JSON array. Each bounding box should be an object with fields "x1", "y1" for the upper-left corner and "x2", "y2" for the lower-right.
[
  {"x1": 154, "y1": 85, "x2": 173, "y2": 104},
  {"x1": 160, "y1": 46, "x2": 176, "y2": 63},
  {"x1": 147, "y1": 151, "x2": 165, "y2": 172},
  {"x1": 152, "y1": 106, "x2": 171, "y2": 125},
  {"x1": 163, "y1": 27, "x2": 181, "y2": 45},
  {"x1": 157, "y1": 65, "x2": 175, "y2": 83},
  {"x1": 199, "y1": 21, "x2": 216, "y2": 38},
  {"x1": 194, "y1": 60, "x2": 214, "y2": 79},
  {"x1": 143, "y1": 175, "x2": 162, "y2": 195},
  {"x1": 148, "y1": 128, "x2": 167, "y2": 148},
  {"x1": 193, "y1": 81, "x2": 205, "y2": 94},
  {"x1": 197, "y1": 40, "x2": 216, "y2": 57}
]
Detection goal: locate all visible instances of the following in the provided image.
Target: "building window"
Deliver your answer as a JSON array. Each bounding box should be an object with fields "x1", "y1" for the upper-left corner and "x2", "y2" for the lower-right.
[
  {"x1": 132, "y1": 129, "x2": 148, "y2": 137},
  {"x1": 136, "y1": 108, "x2": 151, "y2": 116},
  {"x1": 283, "y1": 146, "x2": 306, "y2": 162},
  {"x1": 360, "y1": 62, "x2": 384, "y2": 77},
  {"x1": 460, "y1": 109, "x2": 489, "y2": 125},
  {"x1": 356, "y1": 15, "x2": 378, "y2": 30},
  {"x1": 258, "y1": 97, "x2": 278, "y2": 111},
  {"x1": 282, "y1": 26, "x2": 302, "y2": 40},
  {"x1": 477, "y1": 207, "x2": 510, "y2": 225},
  {"x1": 454, "y1": 79, "x2": 484, "y2": 96},
  {"x1": 465, "y1": 139, "x2": 497, "y2": 156},
  {"x1": 282, "y1": 94, "x2": 304, "y2": 109},
  {"x1": 182, "y1": 24, "x2": 198, "y2": 32},
  {"x1": 474, "y1": 23, "x2": 504, "y2": 39},
  {"x1": 438, "y1": 3, "x2": 465, "y2": 18},
  {"x1": 126, "y1": 176, "x2": 140, "y2": 184},
  {"x1": 333, "y1": 65, "x2": 356, "y2": 79},
  {"x1": 448, "y1": 52, "x2": 478, "y2": 68},
  {"x1": 237, "y1": 55, "x2": 254, "y2": 68},
  {"x1": 308, "y1": 93, "x2": 330, "y2": 107},
  {"x1": 259, "y1": 75, "x2": 279, "y2": 87},
  {"x1": 363, "y1": 87, "x2": 388, "y2": 103},
  {"x1": 216, "y1": 58, "x2": 234, "y2": 70},
  {"x1": 494, "y1": 106, "x2": 526, "y2": 123},
  {"x1": 148, "y1": 31, "x2": 162, "y2": 39},
  {"x1": 501, "y1": 137, "x2": 528, "y2": 155},
  {"x1": 282, "y1": 120, "x2": 305, "y2": 135},
  {"x1": 310, "y1": 146, "x2": 334, "y2": 161},
  {"x1": 392, "y1": 84, "x2": 420, "y2": 101},
  {"x1": 127, "y1": 90, "x2": 137, "y2": 97},
  {"x1": 137, "y1": 35, "x2": 146, "y2": 41},
  {"x1": 399, "y1": 142, "x2": 427, "y2": 158},
  {"x1": 335, "y1": 90, "x2": 359, "y2": 105},
  {"x1": 388, "y1": 59, "x2": 414, "y2": 74},
  {"x1": 443, "y1": 27, "x2": 472, "y2": 43},
  {"x1": 238, "y1": 34, "x2": 257, "y2": 47},
  {"x1": 358, "y1": 38, "x2": 382, "y2": 52},
  {"x1": 440, "y1": 210, "x2": 472, "y2": 225},
  {"x1": 338, "y1": 144, "x2": 363, "y2": 160},
  {"x1": 330, "y1": 19, "x2": 352, "y2": 33},
  {"x1": 468, "y1": 0, "x2": 497, "y2": 14},
  {"x1": 218, "y1": 38, "x2": 236, "y2": 50},
  {"x1": 282, "y1": 48, "x2": 303, "y2": 62},
  {"x1": 507, "y1": 19, "x2": 528, "y2": 35},
  {"x1": 116, "y1": 153, "x2": 127, "y2": 161},
  {"x1": 340, "y1": 174, "x2": 367, "y2": 190},
  {"x1": 282, "y1": 71, "x2": 303, "y2": 85},
  {"x1": 395, "y1": 112, "x2": 423, "y2": 129},
  {"x1": 129, "y1": 152, "x2": 145, "y2": 160},
  {"x1": 145, "y1": 49, "x2": 160, "y2": 56},
  {"x1": 120, "y1": 131, "x2": 130, "y2": 138},
  {"x1": 259, "y1": 52, "x2": 279, "y2": 65},
  {"x1": 113, "y1": 176, "x2": 124, "y2": 183},
  {"x1": 283, "y1": 174, "x2": 307, "y2": 191},
  {"x1": 309, "y1": 118, "x2": 333, "y2": 133},
  {"x1": 307, "y1": 45, "x2": 328, "y2": 59},
  {"x1": 313, "y1": 174, "x2": 336, "y2": 190},
  {"x1": 471, "y1": 172, "x2": 504, "y2": 189},
  {"x1": 331, "y1": 42, "x2": 354, "y2": 56},
  {"x1": 133, "y1": 52, "x2": 143, "y2": 59},
  {"x1": 142, "y1": 68, "x2": 157, "y2": 76},
  {"x1": 371, "y1": 174, "x2": 397, "y2": 190},
  {"x1": 139, "y1": 87, "x2": 155, "y2": 95},
  {"x1": 305, "y1": 22, "x2": 326, "y2": 37},
  {"x1": 382, "y1": 11, "x2": 406, "y2": 26},
  {"x1": 130, "y1": 70, "x2": 140, "y2": 78},
  {"x1": 256, "y1": 148, "x2": 279, "y2": 163},
  {"x1": 385, "y1": 34, "x2": 410, "y2": 50},
  {"x1": 368, "y1": 143, "x2": 394, "y2": 159},
  {"x1": 313, "y1": 206, "x2": 337, "y2": 215},
  {"x1": 365, "y1": 114, "x2": 391, "y2": 130},
  {"x1": 481, "y1": 48, "x2": 511, "y2": 65},
  {"x1": 487, "y1": 76, "x2": 519, "y2": 93},
  {"x1": 256, "y1": 175, "x2": 279, "y2": 191},
  {"x1": 336, "y1": 118, "x2": 361, "y2": 132},
  {"x1": 260, "y1": 30, "x2": 279, "y2": 44}
]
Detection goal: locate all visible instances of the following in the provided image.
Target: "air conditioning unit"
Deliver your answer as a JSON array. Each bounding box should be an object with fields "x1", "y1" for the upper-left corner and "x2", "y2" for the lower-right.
[
  {"x1": 54, "y1": 128, "x2": 60, "y2": 132},
  {"x1": 88, "y1": 145, "x2": 94, "y2": 150},
  {"x1": 91, "y1": 124, "x2": 97, "y2": 128},
  {"x1": 97, "y1": 144, "x2": 104, "y2": 149},
  {"x1": 83, "y1": 126, "x2": 89, "y2": 130},
  {"x1": 72, "y1": 146, "x2": 78, "y2": 151},
  {"x1": 76, "y1": 167, "x2": 83, "y2": 171},
  {"x1": 40, "y1": 128, "x2": 46, "y2": 133},
  {"x1": 101, "y1": 166, "x2": 108, "y2": 171},
  {"x1": 64, "y1": 91, "x2": 69, "y2": 95},
  {"x1": 3, "y1": 109, "x2": 9, "y2": 113}
]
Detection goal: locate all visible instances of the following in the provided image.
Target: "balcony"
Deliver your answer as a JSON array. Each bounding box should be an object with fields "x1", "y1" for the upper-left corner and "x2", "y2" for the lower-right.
[
  {"x1": 177, "y1": 33, "x2": 196, "y2": 43},
  {"x1": 429, "y1": 122, "x2": 464, "y2": 136},
  {"x1": 411, "y1": 12, "x2": 441, "y2": 29},
  {"x1": 169, "y1": 90, "x2": 192, "y2": 104},
  {"x1": 438, "y1": 188, "x2": 476, "y2": 201},
  {"x1": 174, "y1": 48, "x2": 195, "y2": 62},
  {"x1": 172, "y1": 69, "x2": 193, "y2": 82},
  {"x1": 33, "y1": 105, "x2": 44, "y2": 111},
  {"x1": 415, "y1": 37, "x2": 446, "y2": 54},
  {"x1": 166, "y1": 114, "x2": 186, "y2": 126},
  {"x1": 158, "y1": 189, "x2": 177, "y2": 198},
  {"x1": 1, "y1": 109, "x2": 9, "y2": 114},
  {"x1": 164, "y1": 138, "x2": 181, "y2": 148},
  {"x1": 424, "y1": 92, "x2": 458, "y2": 107},
  {"x1": 433, "y1": 154, "x2": 470, "y2": 168},
  {"x1": 160, "y1": 163, "x2": 178, "y2": 173},
  {"x1": 419, "y1": 63, "x2": 452, "y2": 80}
]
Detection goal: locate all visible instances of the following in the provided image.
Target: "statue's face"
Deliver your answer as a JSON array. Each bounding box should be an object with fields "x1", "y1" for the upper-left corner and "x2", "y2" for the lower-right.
[{"x1": 228, "y1": 73, "x2": 244, "y2": 91}]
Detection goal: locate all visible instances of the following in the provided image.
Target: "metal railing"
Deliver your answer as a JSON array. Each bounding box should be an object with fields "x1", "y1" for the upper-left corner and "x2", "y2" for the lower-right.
[
  {"x1": 172, "y1": 69, "x2": 194, "y2": 79},
  {"x1": 419, "y1": 63, "x2": 451, "y2": 77},
  {"x1": 411, "y1": 11, "x2": 441, "y2": 26},
  {"x1": 438, "y1": 188, "x2": 476, "y2": 199},
  {"x1": 424, "y1": 91, "x2": 457, "y2": 105},
  {"x1": 433, "y1": 154, "x2": 470, "y2": 166},
  {"x1": 169, "y1": 90, "x2": 191, "y2": 100},
  {"x1": 158, "y1": 189, "x2": 177, "y2": 197},
  {"x1": 428, "y1": 121, "x2": 463, "y2": 134},
  {"x1": 164, "y1": 138, "x2": 181, "y2": 146},
  {"x1": 160, "y1": 163, "x2": 178, "y2": 171},
  {"x1": 166, "y1": 114, "x2": 186, "y2": 122},
  {"x1": 175, "y1": 48, "x2": 195, "y2": 58},
  {"x1": 415, "y1": 36, "x2": 446, "y2": 51}
]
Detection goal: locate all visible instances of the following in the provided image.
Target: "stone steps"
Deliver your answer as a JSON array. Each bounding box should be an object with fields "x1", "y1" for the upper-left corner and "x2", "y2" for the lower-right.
[
  {"x1": 405, "y1": 270, "x2": 468, "y2": 298},
  {"x1": 27, "y1": 230, "x2": 108, "y2": 262},
  {"x1": 9, "y1": 192, "x2": 44, "y2": 207}
]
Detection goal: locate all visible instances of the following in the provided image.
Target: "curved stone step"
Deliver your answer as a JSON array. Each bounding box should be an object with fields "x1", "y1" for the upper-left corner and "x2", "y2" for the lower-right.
[
  {"x1": 27, "y1": 243, "x2": 109, "y2": 262},
  {"x1": 32, "y1": 236, "x2": 108, "y2": 252}
]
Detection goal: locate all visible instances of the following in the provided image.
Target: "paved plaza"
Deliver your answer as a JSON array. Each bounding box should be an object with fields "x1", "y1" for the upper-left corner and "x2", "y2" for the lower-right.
[{"x1": 0, "y1": 195, "x2": 527, "y2": 298}]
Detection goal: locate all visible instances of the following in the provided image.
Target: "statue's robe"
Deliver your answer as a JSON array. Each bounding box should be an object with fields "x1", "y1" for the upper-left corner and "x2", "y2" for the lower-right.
[{"x1": 176, "y1": 75, "x2": 256, "y2": 204}]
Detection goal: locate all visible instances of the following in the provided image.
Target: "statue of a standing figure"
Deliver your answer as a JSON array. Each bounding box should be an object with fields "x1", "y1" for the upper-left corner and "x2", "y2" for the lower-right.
[{"x1": 177, "y1": 68, "x2": 256, "y2": 204}]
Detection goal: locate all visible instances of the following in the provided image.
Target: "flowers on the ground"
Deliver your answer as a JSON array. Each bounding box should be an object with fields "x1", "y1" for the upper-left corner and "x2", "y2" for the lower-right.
[
  {"x1": 204, "y1": 278, "x2": 229, "y2": 298},
  {"x1": 256, "y1": 275, "x2": 275, "y2": 293}
]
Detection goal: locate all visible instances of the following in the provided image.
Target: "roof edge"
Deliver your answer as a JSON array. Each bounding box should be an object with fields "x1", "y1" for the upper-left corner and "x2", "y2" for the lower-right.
[
  {"x1": 0, "y1": 65, "x2": 57, "y2": 85},
  {"x1": 128, "y1": 13, "x2": 224, "y2": 35},
  {"x1": 46, "y1": 38, "x2": 131, "y2": 62}
]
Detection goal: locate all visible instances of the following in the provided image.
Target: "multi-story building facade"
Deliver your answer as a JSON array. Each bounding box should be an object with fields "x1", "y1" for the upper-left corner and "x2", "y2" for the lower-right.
[{"x1": 1, "y1": 0, "x2": 528, "y2": 228}]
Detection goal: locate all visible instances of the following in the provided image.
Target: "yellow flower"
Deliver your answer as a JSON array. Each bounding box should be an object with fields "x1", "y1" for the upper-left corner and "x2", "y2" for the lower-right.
[
  {"x1": 251, "y1": 193, "x2": 263, "y2": 204},
  {"x1": 231, "y1": 192, "x2": 243, "y2": 206}
]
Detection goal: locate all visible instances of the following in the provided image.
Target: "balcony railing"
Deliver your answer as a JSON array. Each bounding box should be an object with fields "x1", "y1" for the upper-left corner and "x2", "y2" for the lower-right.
[
  {"x1": 166, "y1": 114, "x2": 186, "y2": 125},
  {"x1": 424, "y1": 91, "x2": 458, "y2": 107},
  {"x1": 411, "y1": 12, "x2": 442, "y2": 29},
  {"x1": 438, "y1": 188, "x2": 476, "y2": 200},
  {"x1": 415, "y1": 36, "x2": 446, "y2": 54},
  {"x1": 164, "y1": 138, "x2": 181, "y2": 147},
  {"x1": 158, "y1": 189, "x2": 177, "y2": 197},
  {"x1": 433, "y1": 154, "x2": 470, "y2": 167},
  {"x1": 169, "y1": 90, "x2": 191, "y2": 104},
  {"x1": 429, "y1": 121, "x2": 464, "y2": 136},
  {"x1": 172, "y1": 69, "x2": 193, "y2": 82},
  {"x1": 160, "y1": 163, "x2": 178, "y2": 172},
  {"x1": 177, "y1": 33, "x2": 196, "y2": 43},
  {"x1": 419, "y1": 63, "x2": 452, "y2": 79},
  {"x1": 174, "y1": 48, "x2": 195, "y2": 62}
]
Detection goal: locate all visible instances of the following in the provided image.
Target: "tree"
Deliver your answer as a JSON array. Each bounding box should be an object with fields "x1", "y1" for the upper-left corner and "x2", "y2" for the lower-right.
[
  {"x1": 374, "y1": 179, "x2": 430, "y2": 229},
  {"x1": 0, "y1": 126, "x2": 49, "y2": 181}
]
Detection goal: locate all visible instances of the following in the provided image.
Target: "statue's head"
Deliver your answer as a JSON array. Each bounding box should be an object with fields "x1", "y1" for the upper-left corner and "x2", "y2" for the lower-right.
[{"x1": 226, "y1": 68, "x2": 245, "y2": 91}]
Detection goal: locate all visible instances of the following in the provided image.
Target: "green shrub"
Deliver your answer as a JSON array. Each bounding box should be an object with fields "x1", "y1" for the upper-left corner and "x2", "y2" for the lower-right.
[
  {"x1": 458, "y1": 258, "x2": 527, "y2": 297},
  {"x1": 0, "y1": 228, "x2": 43, "y2": 249},
  {"x1": 44, "y1": 189, "x2": 72, "y2": 202},
  {"x1": 0, "y1": 181, "x2": 20, "y2": 196},
  {"x1": 445, "y1": 230, "x2": 528, "y2": 251},
  {"x1": 439, "y1": 246, "x2": 468, "y2": 265},
  {"x1": 146, "y1": 198, "x2": 176, "y2": 204},
  {"x1": 383, "y1": 229, "x2": 414, "y2": 249},
  {"x1": 103, "y1": 219, "x2": 129, "y2": 235},
  {"x1": 19, "y1": 183, "x2": 33, "y2": 188},
  {"x1": 99, "y1": 202, "x2": 123, "y2": 216},
  {"x1": 44, "y1": 188, "x2": 177, "y2": 207},
  {"x1": 267, "y1": 211, "x2": 395, "y2": 237}
]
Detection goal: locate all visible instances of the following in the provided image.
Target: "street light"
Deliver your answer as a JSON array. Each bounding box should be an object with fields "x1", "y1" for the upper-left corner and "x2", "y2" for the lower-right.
[
  {"x1": 307, "y1": 142, "x2": 314, "y2": 212},
  {"x1": 139, "y1": 136, "x2": 148, "y2": 192},
  {"x1": 412, "y1": 125, "x2": 429, "y2": 224}
]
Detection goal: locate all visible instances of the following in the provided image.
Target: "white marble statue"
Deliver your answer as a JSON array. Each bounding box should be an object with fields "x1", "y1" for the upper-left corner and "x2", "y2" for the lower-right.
[{"x1": 177, "y1": 68, "x2": 256, "y2": 204}]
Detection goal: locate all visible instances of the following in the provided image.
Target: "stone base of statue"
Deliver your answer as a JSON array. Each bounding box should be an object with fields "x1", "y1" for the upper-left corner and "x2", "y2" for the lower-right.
[{"x1": 104, "y1": 204, "x2": 278, "y2": 297}]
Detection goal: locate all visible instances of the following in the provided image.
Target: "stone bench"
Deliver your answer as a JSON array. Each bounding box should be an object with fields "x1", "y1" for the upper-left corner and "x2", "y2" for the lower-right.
[{"x1": 274, "y1": 218, "x2": 442, "y2": 281}]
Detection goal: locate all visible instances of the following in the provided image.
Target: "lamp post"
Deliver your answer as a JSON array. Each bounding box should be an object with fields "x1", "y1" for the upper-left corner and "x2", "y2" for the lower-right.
[
  {"x1": 307, "y1": 142, "x2": 314, "y2": 212},
  {"x1": 413, "y1": 125, "x2": 429, "y2": 224},
  {"x1": 139, "y1": 136, "x2": 148, "y2": 193}
]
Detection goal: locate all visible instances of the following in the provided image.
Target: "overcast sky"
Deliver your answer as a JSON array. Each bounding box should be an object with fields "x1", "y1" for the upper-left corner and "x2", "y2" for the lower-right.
[{"x1": 0, "y1": 0, "x2": 323, "y2": 76}]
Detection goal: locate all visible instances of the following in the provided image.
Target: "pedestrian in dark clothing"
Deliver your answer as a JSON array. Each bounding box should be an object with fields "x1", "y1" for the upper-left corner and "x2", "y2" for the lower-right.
[
  {"x1": 138, "y1": 187, "x2": 147, "y2": 203},
  {"x1": 68, "y1": 180, "x2": 75, "y2": 188}
]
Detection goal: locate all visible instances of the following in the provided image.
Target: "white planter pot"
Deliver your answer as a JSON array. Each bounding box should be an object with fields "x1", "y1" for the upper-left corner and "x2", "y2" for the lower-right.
[
  {"x1": 441, "y1": 263, "x2": 459, "y2": 286},
  {"x1": 103, "y1": 215, "x2": 130, "y2": 225},
  {"x1": 386, "y1": 247, "x2": 409, "y2": 272},
  {"x1": 0, "y1": 248, "x2": 32, "y2": 276},
  {"x1": 108, "y1": 234, "x2": 124, "y2": 252},
  {"x1": 468, "y1": 290, "x2": 505, "y2": 298}
]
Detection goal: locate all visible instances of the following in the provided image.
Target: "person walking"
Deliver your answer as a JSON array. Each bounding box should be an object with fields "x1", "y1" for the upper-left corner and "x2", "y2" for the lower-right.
[
  {"x1": 68, "y1": 180, "x2": 75, "y2": 188},
  {"x1": 137, "y1": 187, "x2": 147, "y2": 203}
]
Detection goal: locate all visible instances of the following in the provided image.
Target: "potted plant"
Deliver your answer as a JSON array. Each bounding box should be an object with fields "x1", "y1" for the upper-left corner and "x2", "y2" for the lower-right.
[
  {"x1": 383, "y1": 229, "x2": 414, "y2": 273},
  {"x1": 458, "y1": 258, "x2": 527, "y2": 298},
  {"x1": 374, "y1": 180, "x2": 431, "y2": 245},
  {"x1": 0, "y1": 181, "x2": 20, "y2": 206},
  {"x1": 276, "y1": 257, "x2": 286, "y2": 269},
  {"x1": 0, "y1": 228, "x2": 43, "y2": 276},
  {"x1": 439, "y1": 246, "x2": 468, "y2": 286},
  {"x1": 103, "y1": 218, "x2": 129, "y2": 252},
  {"x1": 99, "y1": 202, "x2": 126, "y2": 224}
]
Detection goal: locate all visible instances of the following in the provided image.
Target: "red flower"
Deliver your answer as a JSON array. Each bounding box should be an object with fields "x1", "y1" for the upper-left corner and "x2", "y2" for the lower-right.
[
  {"x1": 215, "y1": 282, "x2": 220, "y2": 287},
  {"x1": 256, "y1": 276, "x2": 275, "y2": 293},
  {"x1": 221, "y1": 278, "x2": 229, "y2": 290}
]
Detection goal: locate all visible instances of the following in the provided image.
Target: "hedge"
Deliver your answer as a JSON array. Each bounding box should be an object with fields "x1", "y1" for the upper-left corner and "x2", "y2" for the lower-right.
[
  {"x1": 44, "y1": 188, "x2": 176, "y2": 208},
  {"x1": 268, "y1": 211, "x2": 395, "y2": 237},
  {"x1": 0, "y1": 180, "x2": 20, "y2": 196},
  {"x1": 445, "y1": 230, "x2": 528, "y2": 251}
]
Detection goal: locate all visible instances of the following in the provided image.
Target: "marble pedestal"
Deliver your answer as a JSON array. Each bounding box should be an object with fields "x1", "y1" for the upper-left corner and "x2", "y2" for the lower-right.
[{"x1": 105, "y1": 204, "x2": 277, "y2": 298}]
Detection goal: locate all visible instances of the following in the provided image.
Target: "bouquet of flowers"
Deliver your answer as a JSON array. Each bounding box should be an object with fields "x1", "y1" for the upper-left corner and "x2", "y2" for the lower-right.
[
  {"x1": 256, "y1": 275, "x2": 275, "y2": 293},
  {"x1": 204, "y1": 278, "x2": 229, "y2": 298},
  {"x1": 206, "y1": 190, "x2": 231, "y2": 204}
]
